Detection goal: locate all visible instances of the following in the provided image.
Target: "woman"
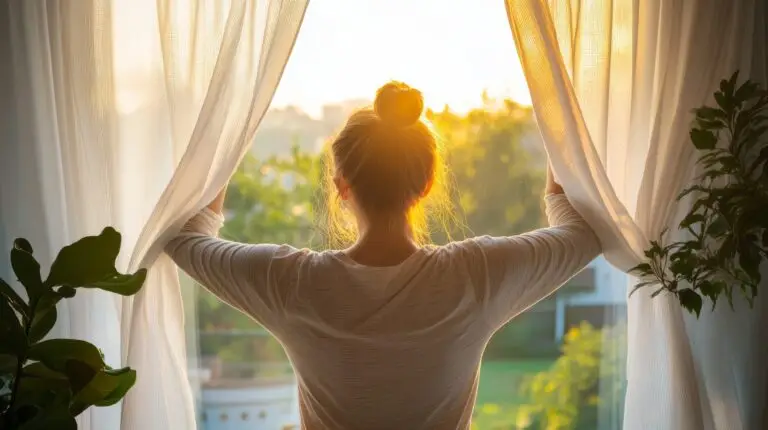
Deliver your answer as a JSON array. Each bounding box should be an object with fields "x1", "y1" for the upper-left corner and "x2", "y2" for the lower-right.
[{"x1": 167, "y1": 82, "x2": 601, "y2": 430}]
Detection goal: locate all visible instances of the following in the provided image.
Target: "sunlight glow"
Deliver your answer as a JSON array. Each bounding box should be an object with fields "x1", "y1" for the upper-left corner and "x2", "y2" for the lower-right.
[
  {"x1": 272, "y1": 0, "x2": 531, "y2": 116},
  {"x1": 111, "y1": 0, "x2": 531, "y2": 116}
]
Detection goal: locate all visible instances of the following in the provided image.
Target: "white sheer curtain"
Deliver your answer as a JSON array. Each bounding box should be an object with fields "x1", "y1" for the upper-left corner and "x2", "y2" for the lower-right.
[
  {"x1": 0, "y1": 1, "x2": 308, "y2": 429},
  {"x1": 504, "y1": 0, "x2": 767, "y2": 429}
]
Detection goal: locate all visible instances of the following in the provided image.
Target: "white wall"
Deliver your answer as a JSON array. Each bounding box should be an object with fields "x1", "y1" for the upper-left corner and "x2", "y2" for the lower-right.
[
  {"x1": 554, "y1": 257, "x2": 627, "y2": 339},
  {"x1": 201, "y1": 383, "x2": 300, "y2": 430}
]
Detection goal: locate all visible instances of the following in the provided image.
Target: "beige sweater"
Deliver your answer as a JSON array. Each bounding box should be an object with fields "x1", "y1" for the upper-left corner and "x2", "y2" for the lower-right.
[{"x1": 166, "y1": 194, "x2": 601, "y2": 430}]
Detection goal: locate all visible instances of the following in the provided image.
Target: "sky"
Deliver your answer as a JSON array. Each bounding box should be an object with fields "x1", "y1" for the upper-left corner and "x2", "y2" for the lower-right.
[{"x1": 271, "y1": 0, "x2": 531, "y2": 116}]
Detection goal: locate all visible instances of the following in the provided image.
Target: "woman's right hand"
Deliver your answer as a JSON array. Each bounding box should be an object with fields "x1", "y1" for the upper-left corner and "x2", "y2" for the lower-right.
[
  {"x1": 545, "y1": 163, "x2": 565, "y2": 195},
  {"x1": 207, "y1": 185, "x2": 229, "y2": 215}
]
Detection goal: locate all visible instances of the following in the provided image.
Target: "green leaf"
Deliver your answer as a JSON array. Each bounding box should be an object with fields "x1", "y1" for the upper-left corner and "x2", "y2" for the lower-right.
[
  {"x1": 677, "y1": 288, "x2": 703, "y2": 318},
  {"x1": 27, "y1": 339, "x2": 107, "y2": 372},
  {"x1": 669, "y1": 258, "x2": 695, "y2": 279},
  {"x1": 714, "y1": 92, "x2": 730, "y2": 112},
  {"x1": 63, "y1": 358, "x2": 99, "y2": 394},
  {"x1": 677, "y1": 185, "x2": 709, "y2": 200},
  {"x1": 707, "y1": 215, "x2": 729, "y2": 237},
  {"x1": 0, "y1": 293, "x2": 25, "y2": 353},
  {"x1": 45, "y1": 227, "x2": 122, "y2": 288},
  {"x1": 56, "y1": 286, "x2": 77, "y2": 298},
  {"x1": 27, "y1": 306, "x2": 57, "y2": 344},
  {"x1": 734, "y1": 79, "x2": 760, "y2": 104},
  {"x1": 680, "y1": 213, "x2": 707, "y2": 229},
  {"x1": 17, "y1": 408, "x2": 76, "y2": 430},
  {"x1": 90, "y1": 269, "x2": 147, "y2": 296},
  {"x1": 22, "y1": 362, "x2": 68, "y2": 380},
  {"x1": 0, "y1": 353, "x2": 17, "y2": 373},
  {"x1": 698, "y1": 280, "x2": 724, "y2": 310},
  {"x1": 11, "y1": 243, "x2": 47, "y2": 303},
  {"x1": 695, "y1": 106, "x2": 726, "y2": 121},
  {"x1": 0, "y1": 277, "x2": 29, "y2": 319},
  {"x1": 70, "y1": 367, "x2": 136, "y2": 414},
  {"x1": 629, "y1": 263, "x2": 652, "y2": 274},
  {"x1": 14, "y1": 238, "x2": 34, "y2": 254},
  {"x1": 738, "y1": 243, "x2": 762, "y2": 282},
  {"x1": 690, "y1": 128, "x2": 718, "y2": 150},
  {"x1": 14, "y1": 375, "x2": 70, "y2": 411}
]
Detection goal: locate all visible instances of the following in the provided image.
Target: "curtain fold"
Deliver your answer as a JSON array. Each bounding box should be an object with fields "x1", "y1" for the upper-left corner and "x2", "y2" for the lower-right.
[
  {"x1": 504, "y1": 0, "x2": 767, "y2": 429},
  {"x1": 0, "y1": 1, "x2": 309, "y2": 429},
  {"x1": 120, "y1": 2, "x2": 309, "y2": 428}
]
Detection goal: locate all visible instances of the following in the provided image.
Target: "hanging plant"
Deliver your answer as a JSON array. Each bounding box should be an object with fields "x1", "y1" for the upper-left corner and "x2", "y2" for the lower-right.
[
  {"x1": 631, "y1": 71, "x2": 768, "y2": 317},
  {"x1": 0, "y1": 228, "x2": 146, "y2": 430}
]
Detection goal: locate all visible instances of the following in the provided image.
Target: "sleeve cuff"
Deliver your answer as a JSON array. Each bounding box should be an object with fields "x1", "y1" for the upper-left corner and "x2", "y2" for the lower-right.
[{"x1": 180, "y1": 208, "x2": 225, "y2": 237}]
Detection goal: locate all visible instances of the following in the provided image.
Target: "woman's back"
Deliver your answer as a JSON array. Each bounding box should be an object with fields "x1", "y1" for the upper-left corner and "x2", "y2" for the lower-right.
[
  {"x1": 166, "y1": 194, "x2": 600, "y2": 429},
  {"x1": 283, "y1": 248, "x2": 486, "y2": 429}
]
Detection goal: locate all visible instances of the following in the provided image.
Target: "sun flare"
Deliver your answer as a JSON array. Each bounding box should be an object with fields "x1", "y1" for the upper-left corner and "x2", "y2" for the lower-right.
[{"x1": 272, "y1": 0, "x2": 531, "y2": 116}]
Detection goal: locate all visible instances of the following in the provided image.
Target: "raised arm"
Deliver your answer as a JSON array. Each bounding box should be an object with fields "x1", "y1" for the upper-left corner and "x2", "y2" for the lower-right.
[
  {"x1": 469, "y1": 164, "x2": 601, "y2": 328},
  {"x1": 165, "y1": 187, "x2": 299, "y2": 327}
]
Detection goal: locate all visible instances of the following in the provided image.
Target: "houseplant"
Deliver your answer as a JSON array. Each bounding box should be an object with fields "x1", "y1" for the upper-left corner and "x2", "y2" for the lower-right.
[
  {"x1": 0, "y1": 227, "x2": 146, "y2": 429},
  {"x1": 631, "y1": 71, "x2": 768, "y2": 317}
]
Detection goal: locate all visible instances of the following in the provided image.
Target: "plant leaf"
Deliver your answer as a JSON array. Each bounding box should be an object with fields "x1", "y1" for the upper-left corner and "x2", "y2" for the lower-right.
[
  {"x1": 22, "y1": 362, "x2": 68, "y2": 380},
  {"x1": 0, "y1": 293, "x2": 25, "y2": 353},
  {"x1": 27, "y1": 339, "x2": 107, "y2": 372},
  {"x1": 70, "y1": 367, "x2": 136, "y2": 415},
  {"x1": 707, "y1": 215, "x2": 729, "y2": 237},
  {"x1": 0, "y1": 353, "x2": 17, "y2": 373},
  {"x1": 677, "y1": 288, "x2": 703, "y2": 318},
  {"x1": 45, "y1": 227, "x2": 122, "y2": 288},
  {"x1": 697, "y1": 280, "x2": 724, "y2": 310},
  {"x1": 89, "y1": 269, "x2": 147, "y2": 296},
  {"x1": 629, "y1": 263, "x2": 652, "y2": 274},
  {"x1": 17, "y1": 407, "x2": 77, "y2": 430},
  {"x1": 680, "y1": 213, "x2": 707, "y2": 229},
  {"x1": 0, "y1": 277, "x2": 29, "y2": 319},
  {"x1": 695, "y1": 106, "x2": 726, "y2": 121},
  {"x1": 27, "y1": 306, "x2": 57, "y2": 344},
  {"x1": 690, "y1": 128, "x2": 718, "y2": 150},
  {"x1": 11, "y1": 243, "x2": 47, "y2": 303}
]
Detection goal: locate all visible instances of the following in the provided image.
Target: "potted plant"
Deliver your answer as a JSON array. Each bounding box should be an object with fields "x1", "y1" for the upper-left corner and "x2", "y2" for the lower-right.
[
  {"x1": 0, "y1": 227, "x2": 146, "y2": 429},
  {"x1": 632, "y1": 72, "x2": 768, "y2": 316}
]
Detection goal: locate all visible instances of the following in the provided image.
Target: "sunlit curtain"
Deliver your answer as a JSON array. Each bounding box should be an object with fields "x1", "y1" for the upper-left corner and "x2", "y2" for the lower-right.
[
  {"x1": 504, "y1": 0, "x2": 768, "y2": 429},
  {"x1": 0, "y1": 1, "x2": 308, "y2": 429}
]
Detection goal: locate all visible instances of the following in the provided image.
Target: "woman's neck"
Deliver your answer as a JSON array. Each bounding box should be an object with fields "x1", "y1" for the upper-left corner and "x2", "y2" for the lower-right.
[{"x1": 344, "y1": 214, "x2": 419, "y2": 267}]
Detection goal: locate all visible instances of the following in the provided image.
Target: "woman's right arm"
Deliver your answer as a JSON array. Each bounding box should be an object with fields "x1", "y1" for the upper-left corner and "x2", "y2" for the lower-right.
[
  {"x1": 165, "y1": 189, "x2": 299, "y2": 326},
  {"x1": 468, "y1": 165, "x2": 601, "y2": 328}
]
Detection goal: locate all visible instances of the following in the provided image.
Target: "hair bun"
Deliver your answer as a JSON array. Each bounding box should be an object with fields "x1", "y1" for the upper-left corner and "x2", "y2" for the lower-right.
[{"x1": 373, "y1": 81, "x2": 424, "y2": 127}]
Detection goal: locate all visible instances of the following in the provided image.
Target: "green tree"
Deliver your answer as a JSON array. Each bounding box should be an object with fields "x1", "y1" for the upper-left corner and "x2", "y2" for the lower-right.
[
  {"x1": 427, "y1": 99, "x2": 547, "y2": 239},
  {"x1": 516, "y1": 322, "x2": 627, "y2": 430}
]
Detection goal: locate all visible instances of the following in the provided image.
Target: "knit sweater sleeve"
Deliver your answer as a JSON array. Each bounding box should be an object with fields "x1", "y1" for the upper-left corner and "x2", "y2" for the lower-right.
[
  {"x1": 466, "y1": 194, "x2": 602, "y2": 328},
  {"x1": 164, "y1": 208, "x2": 298, "y2": 327}
]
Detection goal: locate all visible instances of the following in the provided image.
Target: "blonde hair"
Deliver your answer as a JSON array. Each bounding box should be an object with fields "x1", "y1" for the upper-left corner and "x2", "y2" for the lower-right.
[{"x1": 319, "y1": 81, "x2": 456, "y2": 248}]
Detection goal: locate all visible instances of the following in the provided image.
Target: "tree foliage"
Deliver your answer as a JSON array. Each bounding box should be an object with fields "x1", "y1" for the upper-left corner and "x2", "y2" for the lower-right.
[{"x1": 516, "y1": 322, "x2": 626, "y2": 430}]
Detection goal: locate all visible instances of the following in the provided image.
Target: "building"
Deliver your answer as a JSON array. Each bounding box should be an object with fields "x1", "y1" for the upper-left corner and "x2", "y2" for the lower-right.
[{"x1": 554, "y1": 256, "x2": 627, "y2": 340}]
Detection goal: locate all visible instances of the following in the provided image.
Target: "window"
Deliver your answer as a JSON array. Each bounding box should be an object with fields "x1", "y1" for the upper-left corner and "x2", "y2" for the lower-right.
[{"x1": 183, "y1": 1, "x2": 627, "y2": 429}]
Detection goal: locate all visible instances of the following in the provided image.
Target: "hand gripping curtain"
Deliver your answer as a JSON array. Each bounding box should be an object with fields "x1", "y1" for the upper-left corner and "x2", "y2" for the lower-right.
[
  {"x1": 504, "y1": 0, "x2": 767, "y2": 429},
  {"x1": 0, "y1": 1, "x2": 309, "y2": 429}
]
